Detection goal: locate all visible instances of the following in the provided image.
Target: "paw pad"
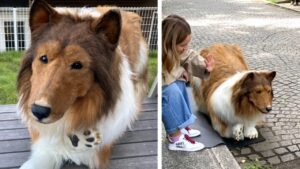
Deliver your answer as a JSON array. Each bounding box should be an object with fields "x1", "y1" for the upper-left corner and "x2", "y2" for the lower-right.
[{"x1": 69, "y1": 129, "x2": 102, "y2": 149}]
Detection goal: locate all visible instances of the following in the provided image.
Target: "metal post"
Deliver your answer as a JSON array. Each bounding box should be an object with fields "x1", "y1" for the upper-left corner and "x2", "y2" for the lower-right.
[
  {"x1": 13, "y1": 8, "x2": 18, "y2": 51},
  {"x1": 148, "y1": 11, "x2": 156, "y2": 47},
  {"x1": 148, "y1": 76, "x2": 157, "y2": 98}
]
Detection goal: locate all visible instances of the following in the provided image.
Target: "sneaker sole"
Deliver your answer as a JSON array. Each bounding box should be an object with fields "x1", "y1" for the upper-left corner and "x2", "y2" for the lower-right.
[
  {"x1": 189, "y1": 133, "x2": 201, "y2": 138},
  {"x1": 168, "y1": 145, "x2": 205, "y2": 152}
]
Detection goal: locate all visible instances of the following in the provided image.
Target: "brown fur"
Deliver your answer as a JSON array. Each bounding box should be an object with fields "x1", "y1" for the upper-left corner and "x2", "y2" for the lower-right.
[
  {"x1": 97, "y1": 6, "x2": 148, "y2": 101},
  {"x1": 18, "y1": 1, "x2": 147, "y2": 132},
  {"x1": 17, "y1": 1, "x2": 148, "y2": 168},
  {"x1": 232, "y1": 72, "x2": 275, "y2": 118},
  {"x1": 192, "y1": 43, "x2": 276, "y2": 137},
  {"x1": 28, "y1": 127, "x2": 40, "y2": 143},
  {"x1": 97, "y1": 144, "x2": 113, "y2": 169}
]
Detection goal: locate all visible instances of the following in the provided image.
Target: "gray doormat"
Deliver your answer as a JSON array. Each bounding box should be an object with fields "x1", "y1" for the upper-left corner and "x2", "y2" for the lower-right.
[
  {"x1": 186, "y1": 87, "x2": 265, "y2": 148},
  {"x1": 192, "y1": 113, "x2": 265, "y2": 148}
]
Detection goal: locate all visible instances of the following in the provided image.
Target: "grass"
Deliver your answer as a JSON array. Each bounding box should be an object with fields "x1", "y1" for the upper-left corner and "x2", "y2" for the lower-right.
[
  {"x1": 266, "y1": 0, "x2": 278, "y2": 4},
  {"x1": 265, "y1": 0, "x2": 289, "y2": 4},
  {"x1": 0, "y1": 51, "x2": 22, "y2": 104},
  {"x1": 242, "y1": 160, "x2": 272, "y2": 169},
  {"x1": 0, "y1": 50, "x2": 157, "y2": 104},
  {"x1": 148, "y1": 50, "x2": 157, "y2": 89}
]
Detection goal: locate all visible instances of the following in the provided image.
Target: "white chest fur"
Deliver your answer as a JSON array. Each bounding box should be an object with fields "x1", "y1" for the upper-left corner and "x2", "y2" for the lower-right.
[{"x1": 210, "y1": 72, "x2": 248, "y2": 125}]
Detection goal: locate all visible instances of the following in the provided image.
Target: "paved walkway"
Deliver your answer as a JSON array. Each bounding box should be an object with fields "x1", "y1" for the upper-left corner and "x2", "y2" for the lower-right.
[{"x1": 163, "y1": 0, "x2": 300, "y2": 168}]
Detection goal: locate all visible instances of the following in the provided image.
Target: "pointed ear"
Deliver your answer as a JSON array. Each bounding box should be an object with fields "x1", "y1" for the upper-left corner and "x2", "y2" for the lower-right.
[
  {"x1": 29, "y1": 0, "x2": 58, "y2": 32},
  {"x1": 242, "y1": 72, "x2": 255, "y2": 87},
  {"x1": 200, "y1": 48, "x2": 209, "y2": 58},
  {"x1": 92, "y1": 9, "x2": 121, "y2": 46},
  {"x1": 266, "y1": 71, "x2": 276, "y2": 82}
]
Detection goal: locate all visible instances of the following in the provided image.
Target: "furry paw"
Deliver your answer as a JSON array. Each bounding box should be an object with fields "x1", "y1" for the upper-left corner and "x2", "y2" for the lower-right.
[
  {"x1": 233, "y1": 124, "x2": 244, "y2": 141},
  {"x1": 244, "y1": 127, "x2": 258, "y2": 139},
  {"x1": 68, "y1": 129, "x2": 102, "y2": 150}
]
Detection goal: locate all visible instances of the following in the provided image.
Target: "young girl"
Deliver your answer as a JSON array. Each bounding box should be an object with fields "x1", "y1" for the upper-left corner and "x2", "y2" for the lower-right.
[{"x1": 162, "y1": 15, "x2": 214, "y2": 151}]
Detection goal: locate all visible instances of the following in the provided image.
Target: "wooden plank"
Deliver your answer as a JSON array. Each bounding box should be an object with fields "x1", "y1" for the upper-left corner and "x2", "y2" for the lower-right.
[
  {"x1": 143, "y1": 97, "x2": 157, "y2": 104},
  {"x1": 0, "y1": 139, "x2": 30, "y2": 154},
  {"x1": 118, "y1": 130, "x2": 157, "y2": 144},
  {"x1": 138, "y1": 110, "x2": 157, "y2": 120},
  {"x1": 0, "y1": 105, "x2": 17, "y2": 114},
  {"x1": 0, "y1": 129, "x2": 29, "y2": 141},
  {"x1": 0, "y1": 129, "x2": 157, "y2": 154},
  {"x1": 142, "y1": 104, "x2": 157, "y2": 111},
  {"x1": 0, "y1": 119, "x2": 156, "y2": 141},
  {"x1": 111, "y1": 142, "x2": 157, "y2": 159},
  {"x1": 131, "y1": 120, "x2": 157, "y2": 131},
  {"x1": 0, "y1": 142, "x2": 157, "y2": 168},
  {"x1": 0, "y1": 120, "x2": 25, "y2": 130},
  {"x1": 0, "y1": 152, "x2": 30, "y2": 168},
  {"x1": 0, "y1": 113, "x2": 20, "y2": 121},
  {"x1": 62, "y1": 156, "x2": 157, "y2": 169},
  {"x1": 110, "y1": 156, "x2": 157, "y2": 169}
]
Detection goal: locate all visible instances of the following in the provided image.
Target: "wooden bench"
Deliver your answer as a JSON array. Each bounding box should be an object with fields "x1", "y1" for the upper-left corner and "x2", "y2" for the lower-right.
[{"x1": 0, "y1": 97, "x2": 157, "y2": 169}]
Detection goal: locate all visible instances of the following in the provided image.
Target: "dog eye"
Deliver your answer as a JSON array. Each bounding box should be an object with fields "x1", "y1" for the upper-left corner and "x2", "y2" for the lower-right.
[
  {"x1": 39, "y1": 55, "x2": 48, "y2": 64},
  {"x1": 71, "y1": 61, "x2": 83, "y2": 69},
  {"x1": 256, "y1": 90, "x2": 262, "y2": 94}
]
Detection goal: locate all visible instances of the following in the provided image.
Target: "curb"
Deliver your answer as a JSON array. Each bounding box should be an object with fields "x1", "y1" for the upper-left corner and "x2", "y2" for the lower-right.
[{"x1": 265, "y1": 1, "x2": 300, "y2": 13}]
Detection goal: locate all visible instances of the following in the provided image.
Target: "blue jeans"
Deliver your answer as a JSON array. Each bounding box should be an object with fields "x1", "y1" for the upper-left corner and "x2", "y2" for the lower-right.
[{"x1": 162, "y1": 80, "x2": 196, "y2": 134}]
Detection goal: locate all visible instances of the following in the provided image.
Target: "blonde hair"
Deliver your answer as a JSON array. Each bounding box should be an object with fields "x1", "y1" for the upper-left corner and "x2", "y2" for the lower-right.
[{"x1": 162, "y1": 15, "x2": 191, "y2": 73}]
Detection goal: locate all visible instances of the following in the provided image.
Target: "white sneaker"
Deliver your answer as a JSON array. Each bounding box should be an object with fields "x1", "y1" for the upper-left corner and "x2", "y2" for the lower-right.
[
  {"x1": 167, "y1": 127, "x2": 201, "y2": 143},
  {"x1": 168, "y1": 134, "x2": 205, "y2": 152},
  {"x1": 181, "y1": 127, "x2": 201, "y2": 138}
]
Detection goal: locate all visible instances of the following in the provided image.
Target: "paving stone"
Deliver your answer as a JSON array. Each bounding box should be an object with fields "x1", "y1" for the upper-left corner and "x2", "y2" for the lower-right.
[
  {"x1": 258, "y1": 160, "x2": 267, "y2": 166},
  {"x1": 261, "y1": 150, "x2": 275, "y2": 158},
  {"x1": 280, "y1": 154, "x2": 295, "y2": 162},
  {"x1": 252, "y1": 142, "x2": 280, "y2": 152},
  {"x1": 274, "y1": 147, "x2": 288, "y2": 155},
  {"x1": 282, "y1": 135, "x2": 294, "y2": 140},
  {"x1": 295, "y1": 134, "x2": 300, "y2": 139},
  {"x1": 287, "y1": 145, "x2": 299, "y2": 152},
  {"x1": 248, "y1": 154, "x2": 261, "y2": 161},
  {"x1": 241, "y1": 148, "x2": 251, "y2": 155},
  {"x1": 261, "y1": 131, "x2": 274, "y2": 138},
  {"x1": 292, "y1": 139, "x2": 300, "y2": 144},
  {"x1": 267, "y1": 156, "x2": 281, "y2": 165},
  {"x1": 295, "y1": 152, "x2": 300, "y2": 157},
  {"x1": 280, "y1": 140, "x2": 292, "y2": 146},
  {"x1": 236, "y1": 156, "x2": 247, "y2": 163}
]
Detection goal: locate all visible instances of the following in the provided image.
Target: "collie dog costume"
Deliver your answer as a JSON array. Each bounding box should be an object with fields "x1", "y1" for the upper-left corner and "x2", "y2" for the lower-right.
[
  {"x1": 192, "y1": 44, "x2": 276, "y2": 141},
  {"x1": 17, "y1": 0, "x2": 148, "y2": 168}
]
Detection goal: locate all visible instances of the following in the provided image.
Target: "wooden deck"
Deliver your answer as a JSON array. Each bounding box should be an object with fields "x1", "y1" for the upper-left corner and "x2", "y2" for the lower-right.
[{"x1": 0, "y1": 98, "x2": 157, "y2": 169}]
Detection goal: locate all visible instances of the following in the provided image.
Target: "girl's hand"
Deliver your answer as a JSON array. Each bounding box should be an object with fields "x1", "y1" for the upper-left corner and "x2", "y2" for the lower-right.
[
  {"x1": 182, "y1": 71, "x2": 189, "y2": 82},
  {"x1": 205, "y1": 55, "x2": 214, "y2": 72}
]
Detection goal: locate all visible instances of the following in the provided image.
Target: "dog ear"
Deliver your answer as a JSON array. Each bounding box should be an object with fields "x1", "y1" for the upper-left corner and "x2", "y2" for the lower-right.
[
  {"x1": 232, "y1": 44, "x2": 241, "y2": 52},
  {"x1": 92, "y1": 9, "x2": 121, "y2": 47},
  {"x1": 200, "y1": 48, "x2": 209, "y2": 58},
  {"x1": 241, "y1": 72, "x2": 255, "y2": 87},
  {"x1": 266, "y1": 71, "x2": 276, "y2": 82},
  {"x1": 29, "y1": 0, "x2": 59, "y2": 32}
]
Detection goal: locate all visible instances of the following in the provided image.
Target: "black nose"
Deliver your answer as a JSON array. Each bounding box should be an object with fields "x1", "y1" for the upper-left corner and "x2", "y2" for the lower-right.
[
  {"x1": 266, "y1": 107, "x2": 272, "y2": 112},
  {"x1": 31, "y1": 104, "x2": 51, "y2": 121}
]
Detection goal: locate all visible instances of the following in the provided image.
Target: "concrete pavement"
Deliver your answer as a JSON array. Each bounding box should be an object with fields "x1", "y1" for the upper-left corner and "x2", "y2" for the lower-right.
[{"x1": 163, "y1": 0, "x2": 300, "y2": 168}]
